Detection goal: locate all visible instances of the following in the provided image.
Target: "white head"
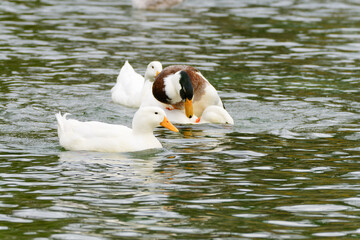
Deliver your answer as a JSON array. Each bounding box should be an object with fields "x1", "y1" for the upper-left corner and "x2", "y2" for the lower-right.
[
  {"x1": 201, "y1": 106, "x2": 234, "y2": 125},
  {"x1": 132, "y1": 106, "x2": 178, "y2": 134},
  {"x1": 144, "y1": 61, "x2": 162, "y2": 82}
]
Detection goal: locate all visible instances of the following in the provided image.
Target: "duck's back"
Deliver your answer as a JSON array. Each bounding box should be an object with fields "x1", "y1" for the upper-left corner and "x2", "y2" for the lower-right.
[
  {"x1": 56, "y1": 114, "x2": 135, "y2": 152},
  {"x1": 111, "y1": 61, "x2": 144, "y2": 108}
]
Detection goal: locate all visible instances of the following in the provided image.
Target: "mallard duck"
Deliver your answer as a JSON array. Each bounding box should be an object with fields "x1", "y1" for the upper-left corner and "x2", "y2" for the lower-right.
[{"x1": 152, "y1": 65, "x2": 223, "y2": 118}]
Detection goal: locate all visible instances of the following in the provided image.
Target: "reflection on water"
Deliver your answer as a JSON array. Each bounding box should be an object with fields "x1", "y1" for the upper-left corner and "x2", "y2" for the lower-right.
[{"x1": 1, "y1": 0, "x2": 360, "y2": 239}]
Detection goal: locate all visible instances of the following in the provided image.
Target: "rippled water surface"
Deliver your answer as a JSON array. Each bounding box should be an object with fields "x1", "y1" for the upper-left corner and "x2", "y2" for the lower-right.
[{"x1": 1, "y1": 0, "x2": 360, "y2": 239}]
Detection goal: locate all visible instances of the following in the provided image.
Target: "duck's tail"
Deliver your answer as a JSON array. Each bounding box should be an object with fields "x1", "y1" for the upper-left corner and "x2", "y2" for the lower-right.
[{"x1": 55, "y1": 112, "x2": 70, "y2": 133}]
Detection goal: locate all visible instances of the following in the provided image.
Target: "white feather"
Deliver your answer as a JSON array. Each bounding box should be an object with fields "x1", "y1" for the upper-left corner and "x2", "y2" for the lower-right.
[
  {"x1": 163, "y1": 71, "x2": 183, "y2": 104},
  {"x1": 193, "y1": 84, "x2": 223, "y2": 117}
]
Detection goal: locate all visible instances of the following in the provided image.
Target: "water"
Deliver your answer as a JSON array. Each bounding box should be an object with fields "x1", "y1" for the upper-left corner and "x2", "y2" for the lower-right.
[{"x1": 1, "y1": 0, "x2": 360, "y2": 239}]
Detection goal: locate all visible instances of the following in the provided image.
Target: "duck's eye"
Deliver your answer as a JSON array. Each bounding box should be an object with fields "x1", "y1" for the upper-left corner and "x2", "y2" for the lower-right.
[
  {"x1": 155, "y1": 112, "x2": 158, "y2": 115},
  {"x1": 152, "y1": 66, "x2": 154, "y2": 69}
]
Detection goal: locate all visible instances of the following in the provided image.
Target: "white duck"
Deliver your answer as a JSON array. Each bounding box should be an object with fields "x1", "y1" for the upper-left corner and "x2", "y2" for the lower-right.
[
  {"x1": 164, "y1": 105, "x2": 234, "y2": 125},
  {"x1": 132, "y1": 0, "x2": 183, "y2": 10},
  {"x1": 111, "y1": 61, "x2": 163, "y2": 108},
  {"x1": 55, "y1": 107, "x2": 178, "y2": 153},
  {"x1": 152, "y1": 65, "x2": 223, "y2": 118},
  {"x1": 198, "y1": 105, "x2": 234, "y2": 124}
]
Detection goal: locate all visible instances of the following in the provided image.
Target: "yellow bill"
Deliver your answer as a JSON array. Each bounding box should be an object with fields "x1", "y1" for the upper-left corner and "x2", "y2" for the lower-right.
[
  {"x1": 185, "y1": 98, "x2": 193, "y2": 118},
  {"x1": 160, "y1": 116, "x2": 179, "y2": 132}
]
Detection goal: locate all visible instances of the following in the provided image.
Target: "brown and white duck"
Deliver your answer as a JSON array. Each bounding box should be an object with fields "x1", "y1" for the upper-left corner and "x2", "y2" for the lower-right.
[{"x1": 152, "y1": 65, "x2": 223, "y2": 119}]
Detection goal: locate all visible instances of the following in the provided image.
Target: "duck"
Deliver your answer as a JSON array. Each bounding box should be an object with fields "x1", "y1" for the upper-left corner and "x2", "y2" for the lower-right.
[
  {"x1": 111, "y1": 61, "x2": 163, "y2": 108},
  {"x1": 164, "y1": 105, "x2": 234, "y2": 125},
  {"x1": 55, "y1": 106, "x2": 179, "y2": 153},
  {"x1": 132, "y1": 0, "x2": 184, "y2": 10},
  {"x1": 198, "y1": 105, "x2": 234, "y2": 124},
  {"x1": 152, "y1": 65, "x2": 223, "y2": 119}
]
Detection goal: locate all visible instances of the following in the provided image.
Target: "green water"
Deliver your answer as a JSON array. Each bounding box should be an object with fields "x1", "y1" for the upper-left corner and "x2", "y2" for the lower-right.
[{"x1": 1, "y1": 0, "x2": 360, "y2": 239}]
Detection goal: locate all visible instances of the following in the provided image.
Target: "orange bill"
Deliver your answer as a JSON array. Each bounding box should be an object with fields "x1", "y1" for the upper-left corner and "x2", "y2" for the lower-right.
[
  {"x1": 160, "y1": 116, "x2": 179, "y2": 133},
  {"x1": 185, "y1": 98, "x2": 193, "y2": 118},
  {"x1": 156, "y1": 71, "x2": 160, "y2": 77}
]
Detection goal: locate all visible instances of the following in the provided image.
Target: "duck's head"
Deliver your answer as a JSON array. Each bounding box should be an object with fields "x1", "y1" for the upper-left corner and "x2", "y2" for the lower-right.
[
  {"x1": 160, "y1": 70, "x2": 194, "y2": 118},
  {"x1": 132, "y1": 106, "x2": 179, "y2": 133},
  {"x1": 201, "y1": 105, "x2": 234, "y2": 125},
  {"x1": 145, "y1": 61, "x2": 162, "y2": 82},
  {"x1": 178, "y1": 71, "x2": 194, "y2": 119}
]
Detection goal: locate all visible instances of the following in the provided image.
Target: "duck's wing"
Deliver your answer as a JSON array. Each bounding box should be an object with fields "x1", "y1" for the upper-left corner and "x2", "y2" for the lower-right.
[
  {"x1": 58, "y1": 115, "x2": 131, "y2": 139},
  {"x1": 71, "y1": 120, "x2": 131, "y2": 139}
]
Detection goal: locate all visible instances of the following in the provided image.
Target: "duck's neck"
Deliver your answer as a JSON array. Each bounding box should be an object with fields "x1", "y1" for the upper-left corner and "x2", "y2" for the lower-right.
[
  {"x1": 140, "y1": 80, "x2": 154, "y2": 104},
  {"x1": 132, "y1": 120, "x2": 155, "y2": 135},
  {"x1": 143, "y1": 79, "x2": 153, "y2": 87},
  {"x1": 132, "y1": 127, "x2": 161, "y2": 149},
  {"x1": 144, "y1": 72, "x2": 155, "y2": 83},
  {"x1": 132, "y1": 127, "x2": 154, "y2": 136}
]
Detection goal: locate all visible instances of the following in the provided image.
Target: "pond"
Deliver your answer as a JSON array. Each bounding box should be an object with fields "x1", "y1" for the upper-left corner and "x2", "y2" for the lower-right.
[{"x1": 0, "y1": 0, "x2": 360, "y2": 239}]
